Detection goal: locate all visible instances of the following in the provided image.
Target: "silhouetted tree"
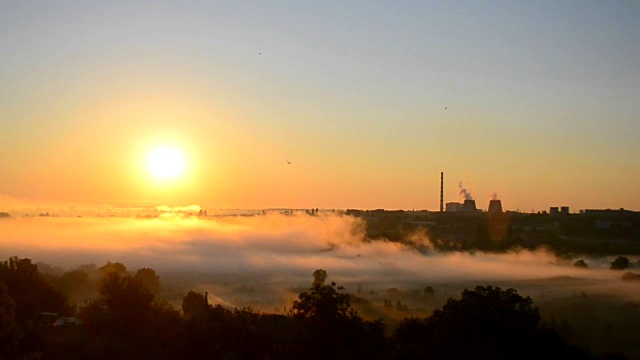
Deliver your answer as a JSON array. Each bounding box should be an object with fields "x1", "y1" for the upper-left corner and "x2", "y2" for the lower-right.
[
  {"x1": 384, "y1": 299, "x2": 393, "y2": 309},
  {"x1": 392, "y1": 285, "x2": 586, "y2": 359},
  {"x1": 181, "y1": 290, "x2": 209, "y2": 321},
  {"x1": 621, "y1": 272, "x2": 640, "y2": 281},
  {"x1": 610, "y1": 256, "x2": 629, "y2": 270},
  {"x1": 97, "y1": 261, "x2": 128, "y2": 279},
  {"x1": 312, "y1": 269, "x2": 327, "y2": 288},
  {"x1": 77, "y1": 263, "x2": 98, "y2": 274},
  {"x1": 424, "y1": 285, "x2": 435, "y2": 296},
  {"x1": 386, "y1": 287, "x2": 401, "y2": 297},
  {"x1": 289, "y1": 272, "x2": 386, "y2": 359},
  {"x1": 574, "y1": 259, "x2": 589, "y2": 268},
  {"x1": 180, "y1": 290, "x2": 275, "y2": 359},
  {"x1": 80, "y1": 272, "x2": 152, "y2": 345},
  {"x1": 395, "y1": 300, "x2": 409, "y2": 312},
  {"x1": 0, "y1": 282, "x2": 17, "y2": 356},
  {"x1": 0, "y1": 257, "x2": 74, "y2": 358},
  {"x1": 294, "y1": 283, "x2": 355, "y2": 321},
  {"x1": 56, "y1": 269, "x2": 92, "y2": 304},
  {"x1": 0, "y1": 256, "x2": 73, "y2": 323},
  {"x1": 135, "y1": 267, "x2": 160, "y2": 294},
  {"x1": 79, "y1": 271, "x2": 180, "y2": 359},
  {"x1": 179, "y1": 291, "x2": 219, "y2": 359}
]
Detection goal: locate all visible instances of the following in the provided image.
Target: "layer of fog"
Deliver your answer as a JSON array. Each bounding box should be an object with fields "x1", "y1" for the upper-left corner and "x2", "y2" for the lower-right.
[{"x1": 2, "y1": 213, "x2": 638, "y2": 308}]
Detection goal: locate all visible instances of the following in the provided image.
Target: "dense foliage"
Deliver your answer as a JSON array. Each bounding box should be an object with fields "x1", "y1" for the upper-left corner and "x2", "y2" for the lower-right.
[
  {"x1": 391, "y1": 286, "x2": 585, "y2": 359},
  {"x1": 0, "y1": 258, "x2": 624, "y2": 359}
]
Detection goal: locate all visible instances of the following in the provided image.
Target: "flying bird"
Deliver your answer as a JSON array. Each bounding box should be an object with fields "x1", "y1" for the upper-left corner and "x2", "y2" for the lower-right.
[
  {"x1": 286, "y1": 160, "x2": 292, "y2": 165},
  {"x1": 444, "y1": 106, "x2": 448, "y2": 110}
]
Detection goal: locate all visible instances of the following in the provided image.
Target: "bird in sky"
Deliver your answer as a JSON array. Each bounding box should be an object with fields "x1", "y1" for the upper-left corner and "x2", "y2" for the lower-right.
[
  {"x1": 286, "y1": 160, "x2": 292, "y2": 165},
  {"x1": 444, "y1": 106, "x2": 448, "y2": 110}
]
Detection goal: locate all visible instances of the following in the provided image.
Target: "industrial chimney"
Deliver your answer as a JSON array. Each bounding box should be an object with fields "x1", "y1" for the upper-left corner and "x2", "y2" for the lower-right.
[{"x1": 440, "y1": 172, "x2": 444, "y2": 212}]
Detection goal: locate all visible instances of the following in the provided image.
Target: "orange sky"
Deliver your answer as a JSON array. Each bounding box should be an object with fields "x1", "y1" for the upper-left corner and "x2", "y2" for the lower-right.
[{"x1": 1, "y1": 2, "x2": 639, "y2": 212}]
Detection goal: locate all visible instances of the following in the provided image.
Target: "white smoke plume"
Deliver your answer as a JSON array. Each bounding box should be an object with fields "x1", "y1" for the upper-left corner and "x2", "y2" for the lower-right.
[{"x1": 458, "y1": 181, "x2": 473, "y2": 200}]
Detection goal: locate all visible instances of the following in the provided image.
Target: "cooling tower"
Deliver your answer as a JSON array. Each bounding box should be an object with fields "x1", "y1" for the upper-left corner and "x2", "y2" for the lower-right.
[
  {"x1": 463, "y1": 199, "x2": 477, "y2": 212},
  {"x1": 488, "y1": 200, "x2": 503, "y2": 214}
]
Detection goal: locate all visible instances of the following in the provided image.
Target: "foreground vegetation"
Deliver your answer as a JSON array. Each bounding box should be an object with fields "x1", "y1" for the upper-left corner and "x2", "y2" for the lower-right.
[{"x1": 0, "y1": 256, "x2": 635, "y2": 359}]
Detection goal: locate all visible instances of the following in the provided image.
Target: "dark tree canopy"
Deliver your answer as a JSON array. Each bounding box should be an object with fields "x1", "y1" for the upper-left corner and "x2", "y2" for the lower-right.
[
  {"x1": 392, "y1": 285, "x2": 585, "y2": 360},
  {"x1": 181, "y1": 290, "x2": 209, "y2": 321},
  {"x1": 57, "y1": 269, "x2": 90, "y2": 293},
  {"x1": 97, "y1": 261, "x2": 128, "y2": 278},
  {"x1": 431, "y1": 285, "x2": 540, "y2": 328},
  {"x1": 574, "y1": 259, "x2": 588, "y2": 268},
  {"x1": 78, "y1": 270, "x2": 180, "y2": 359},
  {"x1": 312, "y1": 268, "x2": 328, "y2": 288},
  {"x1": 288, "y1": 271, "x2": 386, "y2": 360},
  {"x1": 610, "y1": 256, "x2": 630, "y2": 270},
  {"x1": 135, "y1": 267, "x2": 161, "y2": 293},
  {"x1": 0, "y1": 257, "x2": 600, "y2": 360},
  {"x1": 292, "y1": 280, "x2": 357, "y2": 322},
  {"x1": 0, "y1": 256, "x2": 73, "y2": 323},
  {"x1": 0, "y1": 257, "x2": 75, "y2": 358},
  {"x1": 79, "y1": 271, "x2": 155, "y2": 340},
  {"x1": 0, "y1": 282, "x2": 17, "y2": 355}
]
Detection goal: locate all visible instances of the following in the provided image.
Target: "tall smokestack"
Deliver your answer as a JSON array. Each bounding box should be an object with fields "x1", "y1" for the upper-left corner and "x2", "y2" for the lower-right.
[{"x1": 440, "y1": 172, "x2": 444, "y2": 212}]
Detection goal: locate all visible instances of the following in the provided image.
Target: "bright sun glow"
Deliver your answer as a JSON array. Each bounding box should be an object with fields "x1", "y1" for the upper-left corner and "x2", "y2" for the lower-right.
[{"x1": 147, "y1": 147, "x2": 186, "y2": 180}]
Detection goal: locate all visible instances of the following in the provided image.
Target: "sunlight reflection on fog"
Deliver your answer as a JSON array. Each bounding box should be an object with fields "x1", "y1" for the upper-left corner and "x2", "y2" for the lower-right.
[{"x1": 1, "y1": 213, "x2": 621, "y2": 287}]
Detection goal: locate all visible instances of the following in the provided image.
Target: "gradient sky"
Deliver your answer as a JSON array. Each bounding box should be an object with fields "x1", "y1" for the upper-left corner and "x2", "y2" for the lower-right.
[{"x1": 0, "y1": 1, "x2": 639, "y2": 212}]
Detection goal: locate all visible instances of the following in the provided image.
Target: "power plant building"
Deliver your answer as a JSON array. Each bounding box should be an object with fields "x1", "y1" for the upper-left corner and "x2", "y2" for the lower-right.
[
  {"x1": 446, "y1": 200, "x2": 478, "y2": 212},
  {"x1": 446, "y1": 202, "x2": 464, "y2": 212},
  {"x1": 550, "y1": 206, "x2": 570, "y2": 216}
]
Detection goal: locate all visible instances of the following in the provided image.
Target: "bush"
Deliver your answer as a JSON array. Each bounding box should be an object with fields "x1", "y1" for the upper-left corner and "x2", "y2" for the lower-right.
[
  {"x1": 392, "y1": 285, "x2": 586, "y2": 359},
  {"x1": 621, "y1": 272, "x2": 640, "y2": 281},
  {"x1": 574, "y1": 259, "x2": 588, "y2": 268},
  {"x1": 610, "y1": 256, "x2": 630, "y2": 270}
]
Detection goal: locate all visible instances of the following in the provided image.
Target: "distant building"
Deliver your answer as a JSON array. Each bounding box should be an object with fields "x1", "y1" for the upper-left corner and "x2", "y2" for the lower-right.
[
  {"x1": 550, "y1": 206, "x2": 569, "y2": 216},
  {"x1": 446, "y1": 202, "x2": 464, "y2": 212}
]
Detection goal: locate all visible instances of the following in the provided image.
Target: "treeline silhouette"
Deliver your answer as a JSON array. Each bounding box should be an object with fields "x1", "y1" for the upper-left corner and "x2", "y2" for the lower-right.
[{"x1": 0, "y1": 256, "x2": 626, "y2": 359}]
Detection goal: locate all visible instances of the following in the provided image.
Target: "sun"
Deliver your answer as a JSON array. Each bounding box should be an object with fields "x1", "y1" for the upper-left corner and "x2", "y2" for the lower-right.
[{"x1": 147, "y1": 147, "x2": 186, "y2": 180}]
